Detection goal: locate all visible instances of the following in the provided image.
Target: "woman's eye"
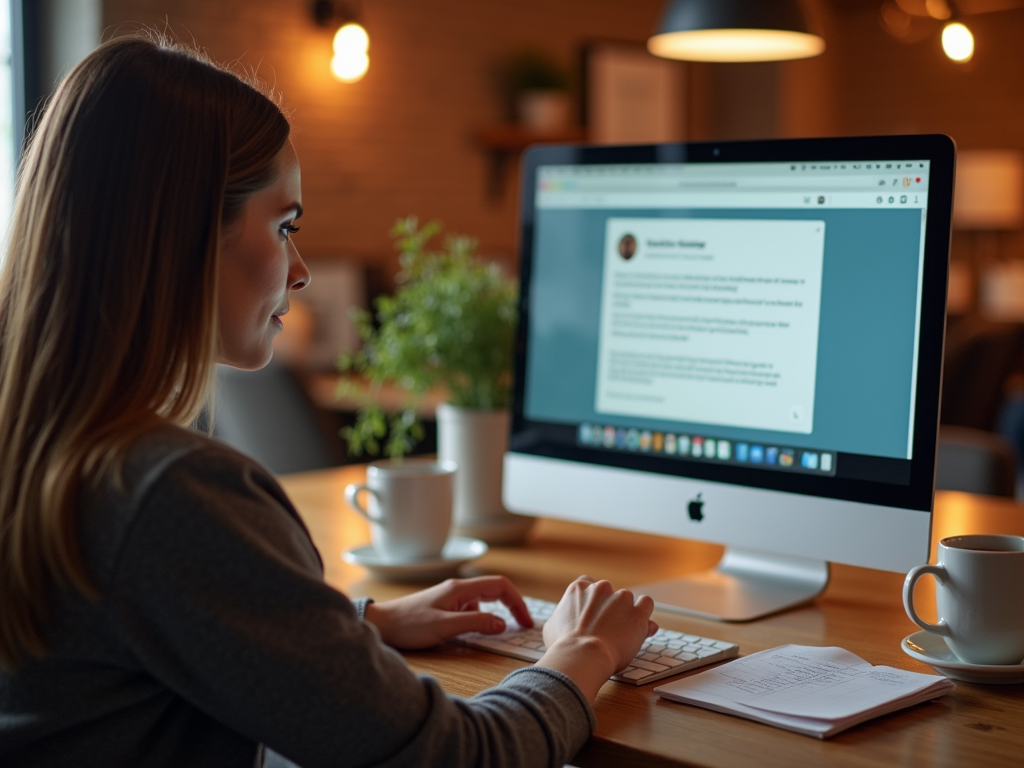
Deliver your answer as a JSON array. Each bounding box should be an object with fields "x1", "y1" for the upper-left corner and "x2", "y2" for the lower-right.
[{"x1": 281, "y1": 224, "x2": 300, "y2": 239}]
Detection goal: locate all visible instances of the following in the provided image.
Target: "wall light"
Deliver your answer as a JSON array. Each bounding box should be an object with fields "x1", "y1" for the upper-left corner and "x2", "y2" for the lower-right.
[
  {"x1": 648, "y1": 0, "x2": 825, "y2": 63},
  {"x1": 332, "y1": 23, "x2": 369, "y2": 82},
  {"x1": 312, "y1": 0, "x2": 369, "y2": 83},
  {"x1": 941, "y1": 21, "x2": 974, "y2": 62}
]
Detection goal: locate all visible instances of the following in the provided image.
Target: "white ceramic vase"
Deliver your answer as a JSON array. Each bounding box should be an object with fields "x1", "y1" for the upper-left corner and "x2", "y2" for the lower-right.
[
  {"x1": 516, "y1": 90, "x2": 570, "y2": 134},
  {"x1": 436, "y1": 403, "x2": 534, "y2": 545}
]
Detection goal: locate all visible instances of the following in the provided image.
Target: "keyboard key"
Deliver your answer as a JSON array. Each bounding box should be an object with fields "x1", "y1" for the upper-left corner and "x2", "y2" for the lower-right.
[
  {"x1": 630, "y1": 658, "x2": 670, "y2": 673},
  {"x1": 656, "y1": 655, "x2": 686, "y2": 667},
  {"x1": 622, "y1": 668, "x2": 654, "y2": 680}
]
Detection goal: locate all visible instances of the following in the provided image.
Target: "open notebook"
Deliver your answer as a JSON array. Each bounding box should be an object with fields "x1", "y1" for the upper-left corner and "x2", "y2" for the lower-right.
[{"x1": 655, "y1": 645, "x2": 953, "y2": 739}]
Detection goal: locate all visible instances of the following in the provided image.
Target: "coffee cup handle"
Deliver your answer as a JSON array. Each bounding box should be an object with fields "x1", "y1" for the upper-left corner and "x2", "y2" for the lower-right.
[
  {"x1": 903, "y1": 563, "x2": 950, "y2": 637},
  {"x1": 344, "y1": 483, "x2": 382, "y2": 526}
]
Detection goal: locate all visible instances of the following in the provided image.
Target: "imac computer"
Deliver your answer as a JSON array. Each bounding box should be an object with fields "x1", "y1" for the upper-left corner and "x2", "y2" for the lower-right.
[{"x1": 503, "y1": 135, "x2": 954, "y2": 621}]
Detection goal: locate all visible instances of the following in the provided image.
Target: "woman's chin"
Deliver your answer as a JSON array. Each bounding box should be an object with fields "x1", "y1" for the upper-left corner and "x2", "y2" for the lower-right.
[{"x1": 216, "y1": 343, "x2": 275, "y2": 371}]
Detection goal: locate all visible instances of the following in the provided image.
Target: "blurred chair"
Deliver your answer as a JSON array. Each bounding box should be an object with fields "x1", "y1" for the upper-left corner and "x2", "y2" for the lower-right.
[
  {"x1": 941, "y1": 315, "x2": 1024, "y2": 432},
  {"x1": 211, "y1": 363, "x2": 346, "y2": 475},
  {"x1": 936, "y1": 425, "x2": 1017, "y2": 498}
]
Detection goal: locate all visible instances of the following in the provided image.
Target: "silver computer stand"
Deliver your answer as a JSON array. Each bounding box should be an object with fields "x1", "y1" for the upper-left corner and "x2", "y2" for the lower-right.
[{"x1": 631, "y1": 548, "x2": 831, "y2": 622}]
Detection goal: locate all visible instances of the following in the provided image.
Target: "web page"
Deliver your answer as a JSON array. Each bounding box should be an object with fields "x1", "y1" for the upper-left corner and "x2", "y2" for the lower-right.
[
  {"x1": 596, "y1": 218, "x2": 825, "y2": 434},
  {"x1": 524, "y1": 160, "x2": 930, "y2": 463}
]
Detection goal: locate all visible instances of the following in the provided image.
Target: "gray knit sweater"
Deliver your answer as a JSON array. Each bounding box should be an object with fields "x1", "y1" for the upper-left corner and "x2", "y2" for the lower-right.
[{"x1": 0, "y1": 427, "x2": 594, "y2": 767}]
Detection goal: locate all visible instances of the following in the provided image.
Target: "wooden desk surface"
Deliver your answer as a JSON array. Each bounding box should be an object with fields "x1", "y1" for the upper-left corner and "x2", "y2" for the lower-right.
[{"x1": 279, "y1": 467, "x2": 1024, "y2": 767}]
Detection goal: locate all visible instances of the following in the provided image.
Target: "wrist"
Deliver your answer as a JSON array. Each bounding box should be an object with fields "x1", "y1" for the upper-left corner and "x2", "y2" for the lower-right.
[
  {"x1": 362, "y1": 601, "x2": 391, "y2": 640},
  {"x1": 536, "y1": 634, "x2": 619, "y2": 702},
  {"x1": 547, "y1": 634, "x2": 618, "y2": 676}
]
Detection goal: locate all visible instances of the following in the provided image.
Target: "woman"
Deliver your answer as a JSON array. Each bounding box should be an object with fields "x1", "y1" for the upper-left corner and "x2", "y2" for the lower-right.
[{"x1": 0, "y1": 35, "x2": 656, "y2": 767}]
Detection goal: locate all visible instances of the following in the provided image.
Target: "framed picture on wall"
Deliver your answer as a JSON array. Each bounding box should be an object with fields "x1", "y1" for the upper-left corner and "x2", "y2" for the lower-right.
[{"x1": 582, "y1": 40, "x2": 686, "y2": 145}]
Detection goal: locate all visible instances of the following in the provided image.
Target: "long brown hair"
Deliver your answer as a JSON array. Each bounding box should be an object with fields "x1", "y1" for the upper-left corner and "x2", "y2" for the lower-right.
[{"x1": 0, "y1": 35, "x2": 291, "y2": 670}]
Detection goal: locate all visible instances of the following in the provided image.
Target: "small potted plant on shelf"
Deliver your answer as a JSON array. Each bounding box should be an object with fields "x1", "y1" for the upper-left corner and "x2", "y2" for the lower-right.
[
  {"x1": 497, "y1": 47, "x2": 572, "y2": 134},
  {"x1": 338, "y1": 216, "x2": 533, "y2": 544}
]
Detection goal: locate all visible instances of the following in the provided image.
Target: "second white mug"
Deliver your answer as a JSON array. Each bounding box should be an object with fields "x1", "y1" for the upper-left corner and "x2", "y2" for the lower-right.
[
  {"x1": 903, "y1": 534, "x2": 1024, "y2": 665},
  {"x1": 344, "y1": 459, "x2": 457, "y2": 562}
]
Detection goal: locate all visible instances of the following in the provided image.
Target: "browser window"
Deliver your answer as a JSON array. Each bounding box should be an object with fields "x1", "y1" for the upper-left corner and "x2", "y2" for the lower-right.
[{"x1": 523, "y1": 160, "x2": 932, "y2": 482}]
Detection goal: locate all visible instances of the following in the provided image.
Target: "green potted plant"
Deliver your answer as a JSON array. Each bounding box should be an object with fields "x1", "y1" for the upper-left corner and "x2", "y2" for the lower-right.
[
  {"x1": 338, "y1": 216, "x2": 533, "y2": 544},
  {"x1": 497, "y1": 47, "x2": 572, "y2": 133}
]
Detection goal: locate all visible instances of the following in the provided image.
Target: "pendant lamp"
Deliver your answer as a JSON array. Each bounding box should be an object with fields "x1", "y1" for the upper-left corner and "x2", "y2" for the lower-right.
[{"x1": 649, "y1": 0, "x2": 825, "y2": 63}]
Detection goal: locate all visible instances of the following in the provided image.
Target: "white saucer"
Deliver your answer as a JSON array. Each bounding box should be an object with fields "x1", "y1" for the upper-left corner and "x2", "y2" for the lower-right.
[
  {"x1": 342, "y1": 537, "x2": 488, "y2": 582},
  {"x1": 901, "y1": 631, "x2": 1024, "y2": 685},
  {"x1": 454, "y1": 516, "x2": 534, "y2": 546}
]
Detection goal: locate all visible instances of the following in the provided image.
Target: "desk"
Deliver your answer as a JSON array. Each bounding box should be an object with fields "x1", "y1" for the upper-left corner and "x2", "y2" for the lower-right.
[{"x1": 279, "y1": 466, "x2": 1024, "y2": 767}]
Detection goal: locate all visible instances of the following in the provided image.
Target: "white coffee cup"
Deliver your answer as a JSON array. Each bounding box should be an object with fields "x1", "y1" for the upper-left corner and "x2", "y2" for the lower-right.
[
  {"x1": 903, "y1": 534, "x2": 1024, "y2": 665},
  {"x1": 344, "y1": 460, "x2": 457, "y2": 562}
]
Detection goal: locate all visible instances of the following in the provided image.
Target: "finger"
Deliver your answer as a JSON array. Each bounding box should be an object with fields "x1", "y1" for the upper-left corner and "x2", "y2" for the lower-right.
[
  {"x1": 442, "y1": 610, "x2": 508, "y2": 637},
  {"x1": 635, "y1": 593, "x2": 655, "y2": 616},
  {"x1": 647, "y1": 619, "x2": 660, "y2": 636},
  {"x1": 559, "y1": 576, "x2": 591, "y2": 604},
  {"x1": 449, "y1": 575, "x2": 534, "y2": 628}
]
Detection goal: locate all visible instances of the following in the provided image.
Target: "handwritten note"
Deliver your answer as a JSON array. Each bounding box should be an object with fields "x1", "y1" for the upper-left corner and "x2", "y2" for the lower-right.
[{"x1": 656, "y1": 645, "x2": 954, "y2": 738}]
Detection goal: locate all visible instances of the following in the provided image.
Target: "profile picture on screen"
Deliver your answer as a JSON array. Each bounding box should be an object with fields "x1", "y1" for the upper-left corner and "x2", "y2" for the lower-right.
[{"x1": 618, "y1": 233, "x2": 637, "y2": 261}]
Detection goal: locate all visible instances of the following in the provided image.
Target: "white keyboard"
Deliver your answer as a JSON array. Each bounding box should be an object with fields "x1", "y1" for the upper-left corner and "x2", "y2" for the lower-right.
[{"x1": 454, "y1": 596, "x2": 739, "y2": 686}]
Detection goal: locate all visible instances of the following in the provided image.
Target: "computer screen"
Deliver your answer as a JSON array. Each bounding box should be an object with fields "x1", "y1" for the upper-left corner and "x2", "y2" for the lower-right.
[{"x1": 504, "y1": 135, "x2": 954, "y2": 621}]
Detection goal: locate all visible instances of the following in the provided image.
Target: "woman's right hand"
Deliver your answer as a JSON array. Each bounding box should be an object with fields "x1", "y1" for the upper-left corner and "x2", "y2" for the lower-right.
[{"x1": 535, "y1": 576, "x2": 657, "y2": 702}]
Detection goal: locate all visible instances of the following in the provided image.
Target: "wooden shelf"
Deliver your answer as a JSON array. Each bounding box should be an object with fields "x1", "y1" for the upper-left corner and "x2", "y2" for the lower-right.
[{"x1": 476, "y1": 124, "x2": 587, "y2": 151}]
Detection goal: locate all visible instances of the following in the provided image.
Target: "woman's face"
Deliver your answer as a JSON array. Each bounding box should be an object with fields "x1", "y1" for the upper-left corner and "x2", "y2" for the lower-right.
[{"x1": 217, "y1": 143, "x2": 310, "y2": 370}]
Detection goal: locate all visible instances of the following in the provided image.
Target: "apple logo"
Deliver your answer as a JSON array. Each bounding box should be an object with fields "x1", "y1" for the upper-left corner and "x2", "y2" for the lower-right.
[{"x1": 688, "y1": 493, "x2": 704, "y2": 522}]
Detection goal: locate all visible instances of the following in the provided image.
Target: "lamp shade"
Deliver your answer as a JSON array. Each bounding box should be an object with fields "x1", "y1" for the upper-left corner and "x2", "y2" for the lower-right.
[
  {"x1": 649, "y1": 0, "x2": 825, "y2": 63},
  {"x1": 953, "y1": 150, "x2": 1024, "y2": 230}
]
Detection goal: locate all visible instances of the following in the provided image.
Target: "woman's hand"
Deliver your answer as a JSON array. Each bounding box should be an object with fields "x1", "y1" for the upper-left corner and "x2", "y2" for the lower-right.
[
  {"x1": 362, "y1": 575, "x2": 533, "y2": 650},
  {"x1": 536, "y1": 576, "x2": 657, "y2": 702}
]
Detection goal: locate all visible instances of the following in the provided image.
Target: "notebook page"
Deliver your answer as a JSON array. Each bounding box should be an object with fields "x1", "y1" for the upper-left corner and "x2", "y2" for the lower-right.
[{"x1": 658, "y1": 645, "x2": 951, "y2": 720}]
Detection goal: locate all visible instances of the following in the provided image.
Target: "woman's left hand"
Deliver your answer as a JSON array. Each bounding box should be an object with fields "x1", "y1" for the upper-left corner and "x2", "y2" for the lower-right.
[{"x1": 361, "y1": 575, "x2": 533, "y2": 649}]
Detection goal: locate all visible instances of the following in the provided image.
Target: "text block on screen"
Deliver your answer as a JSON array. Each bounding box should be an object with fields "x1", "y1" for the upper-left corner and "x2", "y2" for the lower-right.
[{"x1": 595, "y1": 218, "x2": 825, "y2": 434}]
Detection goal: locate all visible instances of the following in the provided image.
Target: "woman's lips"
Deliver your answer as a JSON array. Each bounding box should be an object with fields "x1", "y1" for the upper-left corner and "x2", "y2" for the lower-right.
[{"x1": 271, "y1": 305, "x2": 288, "y2": 330}]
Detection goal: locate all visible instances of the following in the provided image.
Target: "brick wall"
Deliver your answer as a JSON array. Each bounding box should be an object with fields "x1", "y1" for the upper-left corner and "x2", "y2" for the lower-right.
[{"x1": 103, "y1": 0, "x2": 666, "y2": 283}]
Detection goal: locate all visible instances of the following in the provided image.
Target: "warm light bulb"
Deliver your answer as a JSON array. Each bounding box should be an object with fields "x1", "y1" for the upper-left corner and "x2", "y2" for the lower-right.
[
  {"x1": 648, "y1": 29, "x2": 825, "y2": 63},
  {"x1": 331, "y1": 23, "x2": 369, "y2": 82},
  {"x1": 942, "y1": 22, "x2": 974, "y2": 62},
  {"x1": 333, "y1": 23, "x2": 368, "y2": 55}
]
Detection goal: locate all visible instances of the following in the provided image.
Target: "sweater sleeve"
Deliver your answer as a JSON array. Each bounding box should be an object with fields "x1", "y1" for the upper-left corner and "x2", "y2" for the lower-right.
[{"x1": 106, "y1": 445, "x2": 595, "y2": 768}]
